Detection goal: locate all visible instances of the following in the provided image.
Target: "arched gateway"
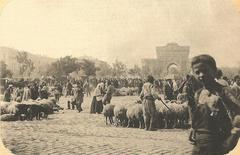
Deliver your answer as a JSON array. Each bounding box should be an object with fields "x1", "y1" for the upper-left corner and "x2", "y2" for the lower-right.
[{"x1": 142, "y1": 43, "x2": 190, "y2": 77}]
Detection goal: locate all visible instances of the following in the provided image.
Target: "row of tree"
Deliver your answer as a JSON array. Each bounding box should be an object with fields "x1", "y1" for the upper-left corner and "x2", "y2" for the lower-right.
[
  {"x1": 1, "y1": 51, "x2": 240, "y2": 80},
  {"x1": 45, "y1": 56, "x2": 144, "y2": 79},
  {"x1": 0, "y1": 53, "x2": 144, "y2": 79}
]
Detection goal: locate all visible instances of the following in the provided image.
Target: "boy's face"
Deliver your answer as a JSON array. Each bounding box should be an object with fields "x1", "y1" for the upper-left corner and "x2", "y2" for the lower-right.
[{"x1": 192, "y1": 63, "x2": 216, "y2": 85}]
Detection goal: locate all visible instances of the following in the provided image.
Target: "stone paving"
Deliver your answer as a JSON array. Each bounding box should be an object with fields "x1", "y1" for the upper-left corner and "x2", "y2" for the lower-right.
[{"x1": 1, "y1": 96, "x2": 195, "y2": 155}]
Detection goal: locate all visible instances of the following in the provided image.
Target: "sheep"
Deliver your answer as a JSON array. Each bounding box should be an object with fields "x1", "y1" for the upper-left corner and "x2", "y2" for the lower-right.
[
  {"x1": 126, "y1": 103, "x2": 144, "y2": 129},
  {"x1": 0, "y1": 101, "x2": 11, "y2": 115},
  {"x1": 114, "y1": 104, "x2": 128, "y2": 127},
  {"x1": 155, "y1": 101, "x2": 169, "y2": 129},
  {"x1": 38, "y1": 101, "x2": 53, "y2": 119},
  {"x1": 155, "y1": 100, "x2": 189, "y2": 129},
  {"x1": 177, "y1": 93, "x2": 188, "y2": 103},
  {"x1": 103, "y1": 104, "x2": 115, "y2": 125},
  {"x1": 0, "y1": 114, "x2": 16, "y2": 121},
  {"x1": 26, "y1": 104, "x2": 45, "y2": 120},
  {"x1": 14, "y1": 103, "x2": 30, "y2": 121},
  {"x1": 38, "y1": 98, "x2": 56, "y2": 115},
  {"x1": 126, "y1": 104, "x2": 135, "y2": 127},
  {"x1": 1, "y1": 102, "x2": 28, "y2": 121}
]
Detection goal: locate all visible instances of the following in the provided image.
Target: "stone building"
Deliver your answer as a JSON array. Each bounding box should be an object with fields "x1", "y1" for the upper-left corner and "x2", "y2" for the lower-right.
[{"x1": 141, "y1": 43, "x2": 190, "y2": 77}]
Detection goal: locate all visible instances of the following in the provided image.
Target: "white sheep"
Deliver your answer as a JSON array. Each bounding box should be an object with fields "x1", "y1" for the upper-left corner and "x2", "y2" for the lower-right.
[
  {"x1": 155, "y1": 100, "x2": 189, "y2": 129},
  {"x1": 126, "y1": 103, "x2": 144, "y2": 129},
  {"x1": 114, "y1": 104, "x2": 128, "y2": 127}
]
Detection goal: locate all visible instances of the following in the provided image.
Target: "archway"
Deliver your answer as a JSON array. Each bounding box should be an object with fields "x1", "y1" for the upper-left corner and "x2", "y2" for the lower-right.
[{"x1": 167, "y1": 63, "x2": 180, "y2": 75}]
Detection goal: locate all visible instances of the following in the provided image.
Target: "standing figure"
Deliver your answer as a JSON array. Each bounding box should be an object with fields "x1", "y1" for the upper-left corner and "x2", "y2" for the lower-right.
[
  {"x1": 83, "y1": 80, "x2": 91, "y2": 97},
  {"x1": 66, "y1": 81, "x2": 73, "y2": 96},
  {"x1": 73, "y1": 83, "x2": 84, "y2": 112},
  {"x1": 54, "y1": 82, "x2": 62, "y2": 104},
  {"x1": 231, "y1": 75, "x2": 240, "y2": 101},
  {"x1": 22, "y1": 84, "x2": 32, "y2": 102},
  {"x1": 102, "y1": 80, "x2": 115, "y2": 105},
  {"x1": 30, "y1": 83, "x2": 39, "y2": 100},
  {"x1": 216, "y1": 69, "x2": 229, "y2": 87},
  {"x1": 39, "y1": 83, "x2": 49, "y2": 99},
  {"x1": 140, "y1": 75, "x2": 161, "y2": 131},
  {"x1": 163, "y1": 78, "x2": 174, "y2": 101},
  {"x1": 3, "y1": 85, "x2": 13, "y2": 102},
  {"x1": 189, "y1": 54, "x2": 240, "y2": 155},
  {"x1": 14, "y1": 86, "x2": 24, "y2": 102},
  {"x1": 90, "y1": 82, "x2": 104, "y2": 114}
]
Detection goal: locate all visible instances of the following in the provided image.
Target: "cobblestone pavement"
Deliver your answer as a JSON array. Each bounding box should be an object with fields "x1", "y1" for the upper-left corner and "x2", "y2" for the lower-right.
[{"x1": 1, "y1": 96, "x2": 194, "y2": 155}]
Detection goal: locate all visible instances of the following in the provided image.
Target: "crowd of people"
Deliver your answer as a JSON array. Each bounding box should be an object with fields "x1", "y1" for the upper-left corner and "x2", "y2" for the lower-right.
[{"x1": 2, "y1": 54, "x2": 240, "y2": 155}]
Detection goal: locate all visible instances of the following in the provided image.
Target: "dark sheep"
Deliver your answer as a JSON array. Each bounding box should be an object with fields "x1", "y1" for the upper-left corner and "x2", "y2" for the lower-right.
[{"x1": 103, "y1": 104, "x2": 115, "y2": 125}]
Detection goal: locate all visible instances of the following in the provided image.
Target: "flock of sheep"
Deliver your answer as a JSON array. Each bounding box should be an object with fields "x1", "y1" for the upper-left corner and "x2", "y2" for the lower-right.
[
  {"x1": 0, "y1": 98, "x2": 63, "y2": 121},
  {"x1": 103, "y1": 99, "x2": 190, "y2": 130},
  {"x1": 0, "y1": 94, "x2": 190, "y2": 131}
]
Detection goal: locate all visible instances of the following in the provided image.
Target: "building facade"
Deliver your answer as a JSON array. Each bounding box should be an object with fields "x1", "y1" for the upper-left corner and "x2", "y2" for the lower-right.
[{"x1": 142, "y1": 43, "x2": 190, "y2": 77}]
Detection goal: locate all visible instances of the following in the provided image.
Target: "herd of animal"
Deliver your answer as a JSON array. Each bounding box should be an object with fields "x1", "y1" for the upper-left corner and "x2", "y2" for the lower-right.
[
  {"x1": 103, "y1": 99, "x2": 190, "y2": 130},
  {"x1": 0, "y1": 98, "x2": 63, "y2": 121},
  {"x1": 0, "y1": 96, "x2": 190, "y2": 130}
]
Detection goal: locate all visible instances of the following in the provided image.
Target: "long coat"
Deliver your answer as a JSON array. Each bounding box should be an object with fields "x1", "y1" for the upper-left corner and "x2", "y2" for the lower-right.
[{"x1": 163, "y1": 82, "x2": 174, "y2": 101}]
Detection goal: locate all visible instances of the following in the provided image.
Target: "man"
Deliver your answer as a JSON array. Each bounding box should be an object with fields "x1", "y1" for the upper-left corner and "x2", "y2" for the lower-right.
[
  {"x1": 102, "y1": 80, "x2": 115, "y2": 105},
  {"x1": 163, "y1": 78, "x2": 174, "y2": 101},
  {"x1": 22, "y1": 84, "x2": 32, "y2": 102},
  {"x1": 54, "y1": 82, "x2": 62, "y2": 104},
  {"x1": 66, "y1": 81, "x2": 73, "y2": 96},
  {"x1": 140, "y1": 75, "x2": 161, "y2": 131},
  {"x1": 73, "y1": 82, "x2": 84, "y2": 112},
  {"x1": 39, "y1": 83, "x2": 49, "y2": 99},
  {"x1": 3, "y1": 85, "x2": 13, "y2": 102},
  {"x1": 30, "y1": 82, "x2": 39, "y2": 100},
  {"x1": 83, "y1": 79, "x2": 91, "y2": 97},
  {"x1": 231, "y1": 75, "x2": 240, "y2": 101},
  {"x1": 216, "y1": 69, "x2": 229, "y2": 87},
  {"x1": 189, "y1": 54, "x2": 240, "y2": 155}
]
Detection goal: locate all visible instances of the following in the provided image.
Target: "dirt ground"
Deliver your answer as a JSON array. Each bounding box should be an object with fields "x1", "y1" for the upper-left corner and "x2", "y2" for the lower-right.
[{"x1": 0, "y1": 95, "x2": 238, "y2": 155}]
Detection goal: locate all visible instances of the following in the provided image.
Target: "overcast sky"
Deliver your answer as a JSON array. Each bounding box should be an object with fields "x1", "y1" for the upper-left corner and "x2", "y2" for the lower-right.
[{"x1": 0, "y1": 0, "x2": 240, "y2": 67}]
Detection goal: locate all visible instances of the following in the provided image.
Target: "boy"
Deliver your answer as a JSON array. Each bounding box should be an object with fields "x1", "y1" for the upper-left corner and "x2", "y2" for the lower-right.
[{"x1": 189, "y1": 54, "x2": 240, "y2": 155}]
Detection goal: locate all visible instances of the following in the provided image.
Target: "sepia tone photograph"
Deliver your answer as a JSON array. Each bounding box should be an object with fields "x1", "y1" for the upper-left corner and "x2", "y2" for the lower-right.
[{"x1": 1, "y1": 0, "x2": 240, "y2": 154}]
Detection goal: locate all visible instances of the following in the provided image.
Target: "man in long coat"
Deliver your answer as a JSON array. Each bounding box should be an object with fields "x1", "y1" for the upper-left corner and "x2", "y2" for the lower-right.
[{"x1": 140, "y1": 75, "x2": 161, "y2": 131}]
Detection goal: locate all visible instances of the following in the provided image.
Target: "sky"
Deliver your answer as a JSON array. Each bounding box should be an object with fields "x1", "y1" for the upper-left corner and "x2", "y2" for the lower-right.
[{"x1": 0, "y1": 0, "x2": 240, "y2": 67}]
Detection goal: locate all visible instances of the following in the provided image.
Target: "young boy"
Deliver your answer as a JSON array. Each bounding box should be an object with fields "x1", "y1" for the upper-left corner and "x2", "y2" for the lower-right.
[{"x1": 189, "y1": 54, "x2": 240, "y2": 155}]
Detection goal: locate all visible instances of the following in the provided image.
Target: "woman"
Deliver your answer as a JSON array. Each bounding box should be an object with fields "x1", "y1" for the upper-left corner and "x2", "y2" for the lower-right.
[{"x1": 90, "y1": 82, "x2": 104, "y2": 114}]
